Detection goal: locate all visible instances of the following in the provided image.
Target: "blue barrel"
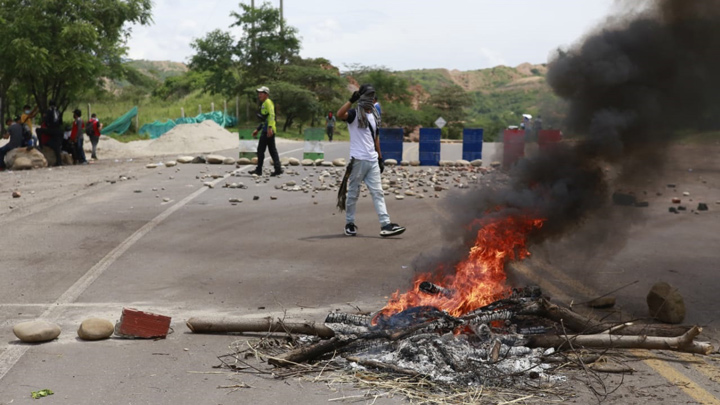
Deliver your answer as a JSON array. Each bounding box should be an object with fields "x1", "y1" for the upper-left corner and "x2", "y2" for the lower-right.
[
  {"x1": 419, "y1": 128, "x2": 441, "y2": 166},
  {"x1": 463, "y1": 128, "x2": 484, "y2": 161},
  {"x1": 379, "y1": 128, "x2": 403, "y2": 162}
]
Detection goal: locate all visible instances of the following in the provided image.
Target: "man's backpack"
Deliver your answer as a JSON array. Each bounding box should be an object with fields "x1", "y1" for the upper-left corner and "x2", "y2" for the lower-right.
[{"x1": 85, "y1": 120, "x2": 95, "y2": 136}]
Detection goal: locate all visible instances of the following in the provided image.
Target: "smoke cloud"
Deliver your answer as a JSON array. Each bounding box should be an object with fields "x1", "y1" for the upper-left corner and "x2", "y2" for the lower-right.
[{"x1": 414, "y1": 0, "x2": 720, "y2": 275}]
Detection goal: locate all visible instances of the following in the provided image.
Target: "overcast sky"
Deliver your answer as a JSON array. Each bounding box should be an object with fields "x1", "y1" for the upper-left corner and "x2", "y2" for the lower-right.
[{"x1": 126, "y1": 0, "x2": 618, "y2": 71}]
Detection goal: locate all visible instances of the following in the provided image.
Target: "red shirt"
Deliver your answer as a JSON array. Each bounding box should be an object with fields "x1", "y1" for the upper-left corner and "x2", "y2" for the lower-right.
[{"x1": 70, "y1": 118, "x2": 84, "y2": 142}]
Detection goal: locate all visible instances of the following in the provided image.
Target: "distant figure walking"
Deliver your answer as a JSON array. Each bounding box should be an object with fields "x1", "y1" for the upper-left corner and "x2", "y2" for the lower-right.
[
  {"x1": 70, "y1": 109, "x2": 87, "y2": 164},
  {"x1": 325, "y1": 111, "x2": 336, "y2": 142},
  {"x1": 251, "y1": 86, "x2": 282, "y2": 176},
  {"x1": 86, "y1": 113, "x2": 103, "y2": 160}
]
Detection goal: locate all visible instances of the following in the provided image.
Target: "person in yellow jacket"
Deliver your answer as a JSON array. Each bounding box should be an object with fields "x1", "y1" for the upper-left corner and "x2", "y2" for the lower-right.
[{"x1": 251, "y1": 86, "x2": 282, "y2": 176}]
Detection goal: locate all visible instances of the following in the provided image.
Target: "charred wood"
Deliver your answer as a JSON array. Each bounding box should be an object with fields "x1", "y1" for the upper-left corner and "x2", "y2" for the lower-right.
[
  {"x1": 186, "y1": 317, "x2": 335, "y2": 338},
  {"x1": 324, "y1": 312, "x2": 371, "y2": 327},
  {"x1": 344, "y1": 356, "x2": 422, "y2": 377}
]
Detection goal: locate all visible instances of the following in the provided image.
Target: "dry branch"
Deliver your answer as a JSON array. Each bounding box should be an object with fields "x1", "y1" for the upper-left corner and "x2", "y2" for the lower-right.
[
  {"x1": 268, "y1": 337, "x2": 351, "y2": 367},
  {"x1": 528, "y1": 326, "x2": 714, "y2": 355},
  {"x1": 538, "y1": 299, "x2": 693, "y2": 337},
  {"x1": 186, "y1": 317, "x2": 335, "y2": 338}
]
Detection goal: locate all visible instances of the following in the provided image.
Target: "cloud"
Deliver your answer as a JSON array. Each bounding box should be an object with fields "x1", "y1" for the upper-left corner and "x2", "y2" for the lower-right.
[{"x1": 125, "y1": 0, "x2": 616, "y2": 70}]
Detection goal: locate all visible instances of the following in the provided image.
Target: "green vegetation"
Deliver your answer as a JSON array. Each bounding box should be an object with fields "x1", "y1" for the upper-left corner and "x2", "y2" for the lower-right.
[
  {"x1": 0, "y1": 0, "x2": 153, "y2": 130},
  {"x1": 0, "y1": 0, "x2": 559, "y2": 141}
]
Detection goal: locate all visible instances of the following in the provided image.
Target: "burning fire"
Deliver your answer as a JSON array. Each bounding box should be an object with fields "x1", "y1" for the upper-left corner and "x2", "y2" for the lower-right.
[{"x1": 376, "y1": 214, "x2": 544, "y2": 321}]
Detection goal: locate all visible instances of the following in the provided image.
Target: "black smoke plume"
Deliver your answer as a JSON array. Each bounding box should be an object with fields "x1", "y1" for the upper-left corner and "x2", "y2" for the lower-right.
[{"x1": 414, "y1": 0, "x2": 720, "y2": 274}]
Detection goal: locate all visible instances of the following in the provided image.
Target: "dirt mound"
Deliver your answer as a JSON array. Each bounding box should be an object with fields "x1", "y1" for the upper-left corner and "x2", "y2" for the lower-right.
[{"x1": 96, "y1": 121, "x2": 238, "y2": 158}]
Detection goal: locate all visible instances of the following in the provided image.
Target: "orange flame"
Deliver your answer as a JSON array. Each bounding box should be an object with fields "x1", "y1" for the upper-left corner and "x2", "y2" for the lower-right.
[{"x1": 376, "y1": 214, "x2": 544, "y2": 320}]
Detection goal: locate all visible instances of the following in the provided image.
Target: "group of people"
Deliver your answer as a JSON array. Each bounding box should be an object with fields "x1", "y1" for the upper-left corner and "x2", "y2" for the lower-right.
[
  {"x1": 1, "y1": 101, "x2": 103, "y2": 170},
  {"x1": 251, "y1": 85, "x2": 404, "y2": 238}
]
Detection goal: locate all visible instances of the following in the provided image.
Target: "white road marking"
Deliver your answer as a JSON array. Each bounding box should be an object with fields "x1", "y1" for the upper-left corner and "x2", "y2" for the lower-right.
[{"x1": 0, "y1": 147, "x2": 304, "y2": 382}]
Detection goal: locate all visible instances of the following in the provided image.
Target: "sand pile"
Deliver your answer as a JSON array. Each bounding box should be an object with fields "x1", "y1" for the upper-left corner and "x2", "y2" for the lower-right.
[{"x1": 96, "y1": 121, "x2": 239, "y2": 158}]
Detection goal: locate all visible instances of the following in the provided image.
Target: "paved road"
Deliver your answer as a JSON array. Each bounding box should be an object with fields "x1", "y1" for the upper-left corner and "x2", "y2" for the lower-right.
[{"x1": 0, "y1": 141, "x2": 718, "y2": 404}]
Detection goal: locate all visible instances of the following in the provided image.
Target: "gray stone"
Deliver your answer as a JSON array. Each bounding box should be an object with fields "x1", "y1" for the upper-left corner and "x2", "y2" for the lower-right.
[
  {"x1": 288, "y1": 157, "x2": 300, "y2": 166},
  {"x1": 456, "y1": 159, "x2": 471, "y2": 166},
  {"x1": 395, "y1": 195, "x2": 405, "y2": 200},
  {"x1": 332, "y1": 158, "x2": 346, "y2": 167},
  {"x1": 400, "y1": 160, "x2": 410, "y2": 166},
  {"x1": 471, "y1": 159, "x2": 483, "y2": 167},
  {"x1": 192, "y1": 156, "x2": 206, "y2": 164},
  {"x1": 314, "y1": 158, "x2": 325, "y2": 165},
  {"x1": 13, "y1": 320, "x2": 61, "y2": 343},
  {"x1": 164, "y1": 161, "x2": 177, "y2": 167},
  {"x1": 206, "y1": 154, "x2": 226, "y2": 164},
  {"x1": 647, "y1": 282, "x2": 685, "y2": 324},
  {"x1": 490, "y1": 161, "x2": 502, "y2": 169},
  {"x1": 223, "y1": 157, "x2": 236, "y2": 165},
  {"x1": 321, "y1": 161, "x2": 334, "y2": 167},
  {"x1": 385, "y1": 159, "x2": 398, "y2": 166},
  {"x1": 177, "y1": 156, "x2": 194, "y2": 164},
  {"x1": 77, "y1": 318, "x2": 114, "y2": 341},
  {"x1": 146, "y1": 163, "x2": 158, "y2": 169},
  {"x1": 301, "y1": 159, "x2": 314, "y2": 166},
  {"x1": 229, "y1": 198, "x2": 243, "y2": 203},
  {"x1": 237, "y1": 157, "x2": 252, "y2": 165},
  {"x1": 12, "y1": 190, "x2": 21, "y2": 198}
]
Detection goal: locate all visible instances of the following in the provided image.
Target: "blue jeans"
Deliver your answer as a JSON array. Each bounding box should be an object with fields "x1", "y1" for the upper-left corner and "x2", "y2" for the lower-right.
[{"x1": 345, "y1": 159, "x2": 390, "y2": 227}]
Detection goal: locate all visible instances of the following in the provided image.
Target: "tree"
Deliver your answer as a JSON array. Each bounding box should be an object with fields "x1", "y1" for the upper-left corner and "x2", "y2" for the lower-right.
[
  {"x1": 0, "y1": 0, "x2": 152, "y2": 115},
  {"x1": 231, "y1": 1, "x2": 300, "y2": 83},
  {"x1": 189, "y1": 29, "x2": 239, "y2": 96},
  {"x1": 428, "y1": 84, "x2": 472, "y2": 138}
]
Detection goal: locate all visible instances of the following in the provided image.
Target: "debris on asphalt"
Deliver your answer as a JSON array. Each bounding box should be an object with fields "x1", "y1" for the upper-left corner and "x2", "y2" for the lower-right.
[
  {"x1": 698, "y1": 203, "x2": 709, "y2": 211},
  {"x1": 114, "y1": 308, "x2": 172, "y2": 339},
  {"x1": 31, "y1": 389, "x2": 54, "y2": 399},
  {"x1": 13, "y1": 320, "x2": 61, "y2": 343},
  {"x1": 77, "y1": 318, "x2": 114, "y2": 341},
  {"x1": 647, "y1": 282, "x2": 686, "y2": 324}
]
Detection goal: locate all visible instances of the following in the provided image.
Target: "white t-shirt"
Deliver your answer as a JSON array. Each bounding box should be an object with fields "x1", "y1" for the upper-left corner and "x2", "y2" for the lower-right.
[{"x1": 346, "y1": 109, "x2": 378, "y2": 161}]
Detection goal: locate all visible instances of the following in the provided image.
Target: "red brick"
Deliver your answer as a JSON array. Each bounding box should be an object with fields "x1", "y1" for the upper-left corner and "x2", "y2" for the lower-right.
[{"x1": 115, "y1": 308, "x2": 171, "y2": 338}]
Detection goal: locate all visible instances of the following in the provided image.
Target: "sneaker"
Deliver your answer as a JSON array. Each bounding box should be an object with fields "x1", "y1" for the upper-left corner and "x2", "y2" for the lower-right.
[
  {"x1": 380, "y1": 223, "x2": 406, "y2": 237},
  {"x1": 344, "y1": 222, "x2": 358, "y2": 236},
  {"x1": 270, "y1": 169, "x2": 283, "y2": 177},
  {"x1": 250, "y1": 168, "x2": 262, "y2": 176}
]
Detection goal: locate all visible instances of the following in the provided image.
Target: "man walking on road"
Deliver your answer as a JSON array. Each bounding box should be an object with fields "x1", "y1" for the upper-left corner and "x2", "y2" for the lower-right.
[
  {"x1": 325, "y1": 111, "x2": 336, "y2": 142},
  {"x1": 336, "y1": 84, "x2": 405, "y2": 238},
  {"x1": 251, "y1": 86, "x2": 282, "y2": 176}
]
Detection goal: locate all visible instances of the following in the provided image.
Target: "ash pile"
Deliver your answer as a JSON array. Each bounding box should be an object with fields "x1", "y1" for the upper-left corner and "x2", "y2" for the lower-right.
[{"x1": 322, "y1": 286, "x2": 560, "y2": 388}]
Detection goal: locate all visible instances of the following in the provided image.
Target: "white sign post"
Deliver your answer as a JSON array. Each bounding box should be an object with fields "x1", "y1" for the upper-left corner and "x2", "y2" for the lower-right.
[{"x1": 435, "y1": 117, "x2": 447, "y2": 129}]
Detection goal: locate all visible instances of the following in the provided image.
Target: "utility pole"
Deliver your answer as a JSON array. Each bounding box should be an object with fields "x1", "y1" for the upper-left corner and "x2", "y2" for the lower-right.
[{"x1": 279, "y1": 0, "x2": 284, "y2": 32}]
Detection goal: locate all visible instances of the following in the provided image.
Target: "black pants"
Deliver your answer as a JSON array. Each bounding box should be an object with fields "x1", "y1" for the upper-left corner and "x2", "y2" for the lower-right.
[
  {"x1": 0, "y1": 144, "x2": 14, "y2": 169},
  {"x1": 37, "y1": 127, "x2": 63, "y2": 166},
  {"x1": 89, "y1": 135, "x2": 99, "y2": 158},
  {"x1": 256, "y1": 133, "x2": 281, "y2": 173},
  {"x1": 326, "y1": 126, "x2": 334, "y2": 142}
]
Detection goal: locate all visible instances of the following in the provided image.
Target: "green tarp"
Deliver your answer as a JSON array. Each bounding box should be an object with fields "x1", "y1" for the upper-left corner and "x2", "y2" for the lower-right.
[
  {"x1": 100, "y1": 107, "x2": 238, "y2": 138},
  {"x1": 100, "y1": 106, "x2": 137, "y2": 135},
  {"x1": 139, "y1": 120, "x2": 177, "y2": 139}
]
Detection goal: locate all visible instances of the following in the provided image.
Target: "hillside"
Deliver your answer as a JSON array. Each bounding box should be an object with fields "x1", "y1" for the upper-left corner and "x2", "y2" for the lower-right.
[
  {"x1": 398, "y1": 63, "x2": 548, "y2": 94},
  {"x1": 125, "y1": 60, "x2": 189, "y2": 82}
]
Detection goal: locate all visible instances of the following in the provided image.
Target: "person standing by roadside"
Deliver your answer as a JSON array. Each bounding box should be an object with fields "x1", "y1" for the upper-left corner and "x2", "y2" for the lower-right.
[
  {"x1": 20, "y1": 105, "x2": 39, "y2": 147},
  {"x1": 325, "y1": 111, "x2": 336, "y2": 142},
  {"x1": 36, "y1": 100, "x2": 63, "y2": 166},
  {"x1": 336, "y1": 84, "x2": 405, "y2": 238},
  {"x1": 86, "y1": 113, "x2": 102, "y2": 160},
  {"x1": 251, "y1": 86, "x2": 282, "y2": 176},
  {"x1": 373, "y1": 96, "x2": 382, "y2": 120},
  {"x1": 70, "y1": 109, "x2": 87, "y2": 165}
]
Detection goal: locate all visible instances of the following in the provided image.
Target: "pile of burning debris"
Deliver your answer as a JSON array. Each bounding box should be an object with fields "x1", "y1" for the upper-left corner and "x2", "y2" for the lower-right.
[{"x1": 187, "y1": 283, "x2": 712, "y2": 402}]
